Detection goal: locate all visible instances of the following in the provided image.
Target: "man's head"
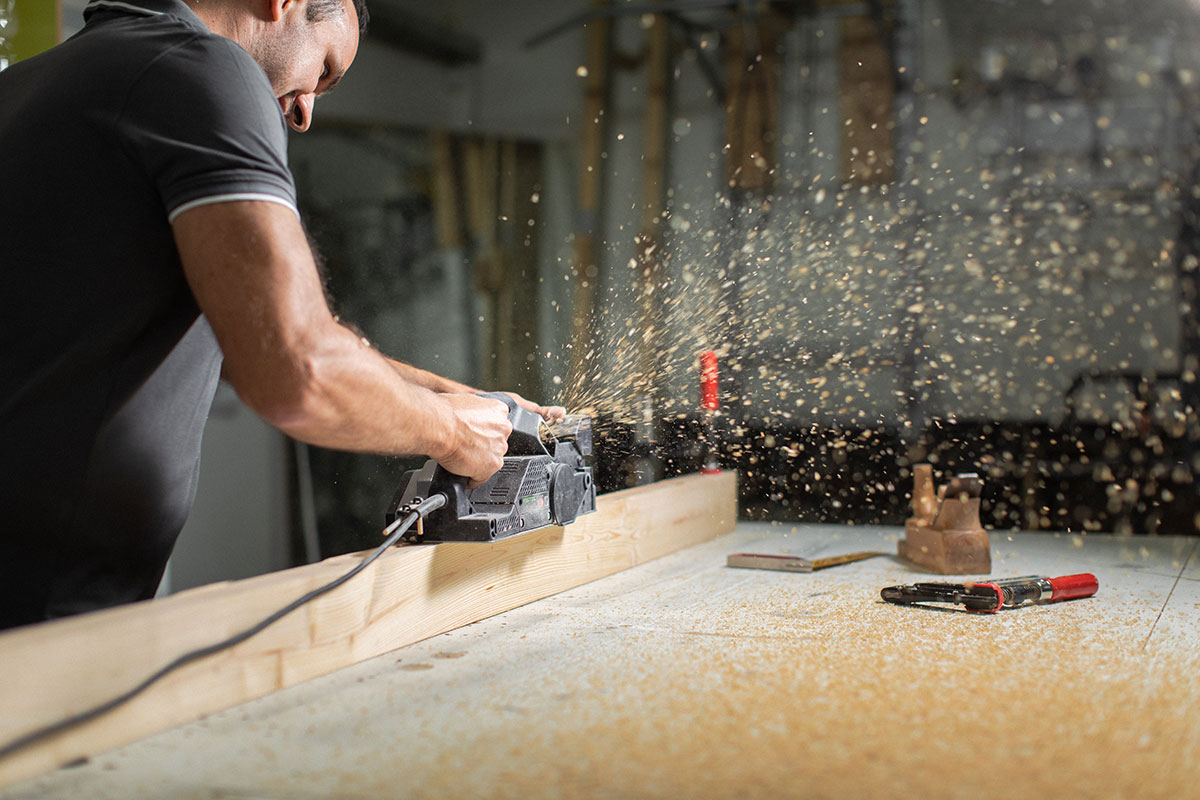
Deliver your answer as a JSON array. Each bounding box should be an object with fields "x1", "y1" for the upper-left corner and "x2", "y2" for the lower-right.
[
  {"x1": 305, "y1": 0, "x2": 368, "y2": 32},
  {"x1": 238, "y1": 0, "x2": 366, "y2": 132}
]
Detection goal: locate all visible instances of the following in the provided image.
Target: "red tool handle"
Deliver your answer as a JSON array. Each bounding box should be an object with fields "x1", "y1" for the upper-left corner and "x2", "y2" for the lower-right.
[
  {"x1": 1049, "y1": 573, "x2": 1098, "y2": 601},
  {"x1": 700, "y1": 350, "x2": 718, "y2": 410}
]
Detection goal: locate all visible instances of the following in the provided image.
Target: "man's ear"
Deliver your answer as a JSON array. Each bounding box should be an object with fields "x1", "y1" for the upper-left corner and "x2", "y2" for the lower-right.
[{"x1": 264, "y1": 0, "x2": 295, "y2": 23}]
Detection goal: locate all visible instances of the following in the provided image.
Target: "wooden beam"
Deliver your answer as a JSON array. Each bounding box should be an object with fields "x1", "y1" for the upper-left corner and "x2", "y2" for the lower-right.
[
  {"x1": 568, "y1": 1, "x2": 613, "y2": 386},
  {"x1": 838, "y1": 14, "x2": 895, "y2": 184},
  {"x1": 634, "y1": 12, "x2": 672, "y2": 397},
  {"x1": 462, "y1": 135, "x2": 503, "y2": 387},
  {"x1": 723, "y1": 7, "x2": 785, "y2": 194},
  {"x1": 498, "y1": 141, "x2": 545, "y2": 399},
  {"x1": 429, "y1": 130, "x2": 463, "y2": 251},
  {"x1": 496, "y1": 139, "x2": 519, "y2": 389},
  {"x1": 0, "y1": 471, "x2": 737, "y2": 788}
]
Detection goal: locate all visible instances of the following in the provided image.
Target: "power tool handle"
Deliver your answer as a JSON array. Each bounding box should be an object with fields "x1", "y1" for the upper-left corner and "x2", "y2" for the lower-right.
[
  {"x1": 476, "y1": 392, "x2": 547, "y2": 456},
  {"x1": 476, "y1": 391, "x2": 518, "y2": 418},
  {"x1": 426, "y1": 394, "x2": 516, "y2": 503}
]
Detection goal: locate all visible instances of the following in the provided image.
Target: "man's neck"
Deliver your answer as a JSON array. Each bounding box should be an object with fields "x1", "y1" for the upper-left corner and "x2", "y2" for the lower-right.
[{"x1": 185, "y1": 0, "x2": 248, "y2": 44}]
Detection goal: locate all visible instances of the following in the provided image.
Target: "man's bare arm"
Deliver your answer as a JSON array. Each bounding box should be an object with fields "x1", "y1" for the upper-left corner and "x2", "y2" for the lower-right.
[
  {"x1": 171, "y1": 200, "x2": 511, "y2": 484},
  {"x1": 384, "y1": 358, "x2": 566, "y2": 422},
  {"x1": 384, "y1": 358, "x2": 476, "y2": 395}
]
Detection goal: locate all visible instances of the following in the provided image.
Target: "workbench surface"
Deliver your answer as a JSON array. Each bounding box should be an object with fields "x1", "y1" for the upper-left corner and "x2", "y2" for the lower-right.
[{"x1": 4, "y1": 522, "x2": 1198, "y2": 799}]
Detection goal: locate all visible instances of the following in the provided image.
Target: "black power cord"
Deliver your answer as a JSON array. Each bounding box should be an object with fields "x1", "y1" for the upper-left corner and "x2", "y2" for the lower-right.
[{"x1": 0, "y1": 493, "x2": 447, "y2": 763}]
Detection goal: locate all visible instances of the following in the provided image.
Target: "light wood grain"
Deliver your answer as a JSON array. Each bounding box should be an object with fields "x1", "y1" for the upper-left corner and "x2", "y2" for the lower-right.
[{"x1": 0, "y1": 471, "x2": 737, "y2": 788}]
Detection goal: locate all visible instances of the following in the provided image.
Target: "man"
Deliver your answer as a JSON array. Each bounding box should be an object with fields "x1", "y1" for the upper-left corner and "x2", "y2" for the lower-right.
[{"x1": 0, "y1": 0, "x2": 561, "y2": 630}]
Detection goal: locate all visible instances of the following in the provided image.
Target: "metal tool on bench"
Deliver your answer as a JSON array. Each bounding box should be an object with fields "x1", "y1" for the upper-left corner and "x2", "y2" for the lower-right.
[
  {"x1": 880, "y1": 573, "x2": 1099, "y2": 613},
  {"x1": 387, "y1": 393, "x2": 597, "y2": 542}
]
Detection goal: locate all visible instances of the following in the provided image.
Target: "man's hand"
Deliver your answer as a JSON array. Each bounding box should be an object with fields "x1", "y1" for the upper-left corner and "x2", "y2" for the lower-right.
[
  {"x1": 437, "y1": 394, "x2": 513, "y2": 487},
  {"x1": 504, "y1": 392, "x2": 566, "y2": 423},
  {"x1": 382, "y1": 359, "x2": 564, "y2": 423}
]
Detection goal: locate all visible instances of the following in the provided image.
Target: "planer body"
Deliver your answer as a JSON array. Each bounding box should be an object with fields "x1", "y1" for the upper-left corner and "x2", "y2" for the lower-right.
[{"x1": 387, "y1": 398, "x2": 596, "y2": 542}]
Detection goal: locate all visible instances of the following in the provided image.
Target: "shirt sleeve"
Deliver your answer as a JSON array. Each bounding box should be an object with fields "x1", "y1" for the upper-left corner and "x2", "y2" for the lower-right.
[{"x1": 118, "y1": 34, "x2": 298, "y2": 222}]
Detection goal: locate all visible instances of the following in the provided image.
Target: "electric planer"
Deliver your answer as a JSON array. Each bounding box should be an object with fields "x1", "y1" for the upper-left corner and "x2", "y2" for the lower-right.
[{"x1": 386, "y1": 393, "x2": 597, "y2": 542}]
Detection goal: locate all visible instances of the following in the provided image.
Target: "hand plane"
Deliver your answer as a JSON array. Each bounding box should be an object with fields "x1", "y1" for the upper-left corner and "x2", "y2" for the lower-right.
[
  {"x1": 896, "y1": 464, "x2": 990, "y2": 574},
  {"x1": 386, "y1": 393, "x2": 597, "y2": 542}
]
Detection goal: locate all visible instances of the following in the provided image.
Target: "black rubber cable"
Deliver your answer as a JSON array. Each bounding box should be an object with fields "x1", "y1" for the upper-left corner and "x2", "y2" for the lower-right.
[{"x1": 0, "y1": 493, "x2": 447, "y2": 763}]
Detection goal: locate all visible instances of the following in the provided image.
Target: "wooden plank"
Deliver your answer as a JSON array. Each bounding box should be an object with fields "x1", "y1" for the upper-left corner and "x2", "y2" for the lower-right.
[
  {"x1": 429, "y1": 130, "x2": 463, "y2": 251},
  {"x1": 462, "y1": 135, "x2": 503, "y2": 386},
  {"x1": 0, "y1": 471, "x2": 737, "y2": 788},
  {"x1": 838, "y1": 14, "x2": 894, "y2": 184},
  {"x1": 496, "y1": 139, "x2": 519, "y2": 388},
  {"x1": 634, "y1": 11, "x2": 672, "y2": 392},
  {"x1": 568, "y1": 1, "x2": 613, "y2": 385},
  {"x1": 723, "y1": 9, "x2": 784, "y2": 193},
  {"x1": 498, "y1": 141, "x2": 545, "y2": 399}
]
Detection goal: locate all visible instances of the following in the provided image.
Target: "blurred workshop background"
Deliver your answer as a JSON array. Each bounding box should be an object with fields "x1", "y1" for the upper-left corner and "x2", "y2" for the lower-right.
[{"x1": 19, "y1": 0, "x2": 1200, "y2": 589}]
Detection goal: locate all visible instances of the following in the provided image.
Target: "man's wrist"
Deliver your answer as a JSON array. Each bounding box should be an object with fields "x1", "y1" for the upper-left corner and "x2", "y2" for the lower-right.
[{"x1": 425, "y1": 393, "x2": 462, "y2": 463}]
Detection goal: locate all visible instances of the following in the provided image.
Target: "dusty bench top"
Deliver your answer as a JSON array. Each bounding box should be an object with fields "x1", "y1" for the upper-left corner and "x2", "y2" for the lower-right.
[{"x1": 5, "y1": 522, "x2": 1198, "y2": 799}]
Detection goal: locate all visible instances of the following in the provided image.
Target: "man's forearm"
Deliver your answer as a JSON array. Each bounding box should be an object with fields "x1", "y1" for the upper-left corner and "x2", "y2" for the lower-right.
[
  {"x1": 387, "y1": 358, "x2": 477, "y2": 396},
  {"x1": 246, "y1": 324, "x2": 461, "y2": 460}
]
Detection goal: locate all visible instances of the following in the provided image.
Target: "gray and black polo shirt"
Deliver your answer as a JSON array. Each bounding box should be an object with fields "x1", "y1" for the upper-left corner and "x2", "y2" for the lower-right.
[{"x1": 0, "y1": 0, "x2": 298, "y2": 627}]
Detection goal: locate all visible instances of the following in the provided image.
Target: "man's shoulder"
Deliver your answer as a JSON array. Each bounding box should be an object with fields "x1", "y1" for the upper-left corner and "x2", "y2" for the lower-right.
[
  {"x1": 111, "y1": 25, "x2": 279, "y2": 134},
  {"x1": 76, "y1": 5, "x2": 269, "y2": 99},
  {"x1": 141, "y1": 24, "x2": 269, "y2": 94}
]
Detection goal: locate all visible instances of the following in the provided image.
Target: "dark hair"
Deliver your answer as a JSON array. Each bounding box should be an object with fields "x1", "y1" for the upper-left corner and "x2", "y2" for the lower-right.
[{"x1": 306, "y1": 0, "x2": 369, "y2": 35}]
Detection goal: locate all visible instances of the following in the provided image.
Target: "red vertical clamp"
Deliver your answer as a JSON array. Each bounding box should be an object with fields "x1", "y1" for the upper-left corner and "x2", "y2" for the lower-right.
[{"x1": 700, "y1": 350, "x2": 720, "y2": 474}]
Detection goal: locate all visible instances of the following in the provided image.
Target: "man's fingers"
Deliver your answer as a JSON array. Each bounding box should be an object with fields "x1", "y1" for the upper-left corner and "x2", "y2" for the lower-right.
[
  {"x1": 435, "y1": 393, "x2": 515, "y2": 485},
  {"x1": 502, "y1": 392, "x2": 566, "y2": 422},
  {"x1": 540, "y1": 404, "x2": 567, "y2": 422},
  {"x1": 467, "y1": 444, "x2": 507, "y2": 487}
]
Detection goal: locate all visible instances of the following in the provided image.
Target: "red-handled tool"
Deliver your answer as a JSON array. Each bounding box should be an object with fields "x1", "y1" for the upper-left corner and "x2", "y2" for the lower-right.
[
  {"x1": 699, "y1": 350, "x2": 720, "y2": 474},
  {"x1": 881, "y1": 573, "x2": 1099, "y2": 613},
  {"x1": 700, "y1": 350, "x2": 719, "y2": 411}
]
